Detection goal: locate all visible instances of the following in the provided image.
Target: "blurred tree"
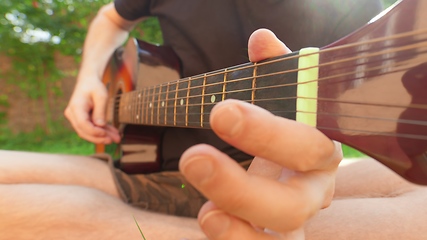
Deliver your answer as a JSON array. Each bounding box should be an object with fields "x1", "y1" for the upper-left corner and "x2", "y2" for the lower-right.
[
  {"x1": 383, "y1": 0, "x2": 399, "y2": 7},
  {"x1": 0, "y1": 0, "x2": 161, "y2": 133}
]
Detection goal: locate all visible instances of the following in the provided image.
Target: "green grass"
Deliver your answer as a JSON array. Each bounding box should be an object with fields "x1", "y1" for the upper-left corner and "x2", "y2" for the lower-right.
[
  {"x1": 1, "y1": 127, "x2": 365, "y2": 158},
  {"x1": 0, "y1": 127, "x2": 93, "y2": 155},
  {"x1": 133, "y1": 216, "x2": 147, "y2": 240},
  {"x1": 342, "y1": 144, "x2": 365, "y2": 158}
]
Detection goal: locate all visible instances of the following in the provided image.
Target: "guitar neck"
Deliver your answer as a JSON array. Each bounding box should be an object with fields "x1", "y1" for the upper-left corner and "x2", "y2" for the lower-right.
[
  {"x1": 117, "y1": 50, "x2": 311, "y2": 129},
  {"x1": 108, "y1": 0, "x2": 427, "y2": 185}
]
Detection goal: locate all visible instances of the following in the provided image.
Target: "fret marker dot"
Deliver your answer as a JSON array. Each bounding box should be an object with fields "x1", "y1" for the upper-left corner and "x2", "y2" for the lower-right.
[
  {"x1": 136, "y1": 115, "x2": 139, "y2": 119},
  {"x1": 138, "y1": 93, "x2": 141, "y2": 98},
  {"x1": 211, "y1": 95, "x2": 216, "y2": 103},
  {"x1": 149, "y1": 102, "x2": 152, "y2": 108},
  {"x1": 162, "y1": 101, "x2": 165, "y2": 107},
  {"x1": 180, "y1": 99, "x2": 184, "y2": 105}
]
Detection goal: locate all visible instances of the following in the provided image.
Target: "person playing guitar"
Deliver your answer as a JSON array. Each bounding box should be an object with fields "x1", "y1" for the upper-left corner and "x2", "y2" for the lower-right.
[{"x1": 2, "y1": 0, "x2": 427, "y2": 239}]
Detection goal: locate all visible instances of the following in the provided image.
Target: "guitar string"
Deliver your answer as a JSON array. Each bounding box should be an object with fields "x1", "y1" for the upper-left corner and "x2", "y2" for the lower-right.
[
  {"x1": 115, "y1": 99, "x2": 427, "y2": 140},
  {"x1": 112, "y1": 41, "x2": 427, "y2": 115},
  {"x1": 122, "y1": 107, "x2": 427, "y2": 127},
  {"x1": 108, "y1": 31, "x2": 427, "y2": 138},
  {"x1": 113, "y1": 51, "x2": 427, "y2": 112},
  {"x1": 116, "y1": 91, "x2": 427, "y2": 139},
  {"x1": 117, "y1": 116, "x2": 427, "y2": 141},
  {"x1": 111, "y1": 29, "x2": 427, "y2": 106},
  {"x1": 113, "y1": 73, "x2": 425, "y2": 131},
  {"x1": 116, "y1": 37, "x2": 427, "y2": 103},
  {"x1": 119, "y1": 49, "x2": 427, "y2": 111},
  {"x1": 132, "y1": 28, "x2": 427, "y2": 90}
]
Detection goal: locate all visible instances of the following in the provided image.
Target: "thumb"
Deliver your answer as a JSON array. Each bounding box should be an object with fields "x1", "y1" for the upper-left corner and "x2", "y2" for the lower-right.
[
  {"x1": 91, "y1": 89, "x2": 108, "y2": 127},
  {"x1": 248, "y1": 28, "x2": 291, "y2": 62}
]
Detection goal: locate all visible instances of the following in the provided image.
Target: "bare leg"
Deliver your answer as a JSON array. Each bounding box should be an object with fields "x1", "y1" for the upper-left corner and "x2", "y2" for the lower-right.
[
  {"x1": 305, "y1": 159, "x2": 427, "y2": 239},
  {"x1": 335, "y1": 158, "x2": 418, "y2": 198},
  {"x1": 0, "y1": 184, "x2": 204, "y2": 240},
  {"x1": 0, "y1": 150, "x2": 119, "y2": 197}
]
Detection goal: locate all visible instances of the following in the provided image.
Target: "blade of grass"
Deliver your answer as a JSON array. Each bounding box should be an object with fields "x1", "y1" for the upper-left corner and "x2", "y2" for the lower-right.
[{"x1": 133, "y1": 215, "x2": 147, "y2": 240}]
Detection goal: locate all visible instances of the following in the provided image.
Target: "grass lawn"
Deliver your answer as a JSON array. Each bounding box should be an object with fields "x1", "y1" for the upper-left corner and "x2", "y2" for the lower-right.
[
  {"x1": 0, "y1": 128, "x2": 94, "y2": 155},
  {"x1": 0, "y1": 127, "x2": 365, "y2": 158}
]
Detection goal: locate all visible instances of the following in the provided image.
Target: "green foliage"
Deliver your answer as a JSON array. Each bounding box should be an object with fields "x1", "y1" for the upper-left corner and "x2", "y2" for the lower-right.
[
  {"x1": 0, "y1": 0, "x2": 396, "y2": 155},
  {"x1": 0, "y1": 0, "x2": 162, "y2": 141},
  {"x1": 383, "y1": 0, "x2": 399, "y2": 7},
  {"x1": 0, "y1": 0, "x2": 109, "y2": 133},
  {"x1": 342, "y1": 144, "x2": 365, "y2": 158}
]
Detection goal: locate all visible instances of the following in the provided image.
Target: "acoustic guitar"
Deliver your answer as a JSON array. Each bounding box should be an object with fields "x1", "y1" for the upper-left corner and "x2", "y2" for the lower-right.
[{"x1": 98, "y1": 0, "x2": 427, "y2": 185}]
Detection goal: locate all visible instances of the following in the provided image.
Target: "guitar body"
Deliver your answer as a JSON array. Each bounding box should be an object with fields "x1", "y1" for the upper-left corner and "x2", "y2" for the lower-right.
[
  {"x1": 98, "y1": 39, "x2": 181, "y2": 174},
  {"x1": 96, "y1": 0, "x2": 427, "y2": 184},
  {"x1": 317, "y1": 0, "x2": 427, "y2": 184}
]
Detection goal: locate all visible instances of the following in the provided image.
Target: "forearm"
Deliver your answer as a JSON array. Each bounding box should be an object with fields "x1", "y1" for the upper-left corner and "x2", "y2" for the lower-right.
[{"x1": 78, "y1": 3, "x2": 137, "y2": 81}]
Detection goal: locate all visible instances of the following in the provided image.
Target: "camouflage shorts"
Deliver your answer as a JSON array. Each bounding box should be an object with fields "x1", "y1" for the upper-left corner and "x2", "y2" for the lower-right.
[{"x1": 95, "y1": 154, "x2": 251, "y2": 218}]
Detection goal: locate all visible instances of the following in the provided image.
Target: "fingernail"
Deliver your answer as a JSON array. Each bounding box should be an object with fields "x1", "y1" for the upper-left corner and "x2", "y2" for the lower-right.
[
  {"x1": 211, "y1": 104, "x2": 243, "y2": 137},
  {"x1": 200, "y1": 210, "x2": 230, "y2": 239},
  {"x1": 181, "y1": 156, "x2": 214, "y2": 185}
]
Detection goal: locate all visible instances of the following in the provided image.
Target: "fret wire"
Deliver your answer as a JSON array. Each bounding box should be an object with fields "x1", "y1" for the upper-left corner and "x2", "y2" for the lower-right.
[
  {"x1": 119, "y1": 95, "x2": 122, "y2": 122},
  {"x1": 139, "y1": 91, "x2": 145, "y2": 124},
  {"x1": 135, "y1": 91, "x2": 138, "y2": 124},
  {"x1": 252, "y1": 63, "x2": 257, "y2": 105},
  {"x1": 130, "y1": 91, "x2": 133, "y2": 124},
  {"x1": 222, "y1": 68, "x2": 227, "y2": 101},
  {"x1": 134, "y1": 92, "x2": 137, "y2": 124},
  {"x1": 144, "y1": 87, "x2": 148, "y2": 124},
  {"x1": 127, "y1": 93, "x2": 129, "y2": 123},
  {"x1": 124, "y1": 93, "x2": 127, "y2": 123},
  {"x1": 151, "y1": 85, "x2": 156, "y2": 124},
  {"x1": 123, "y1": 94, "x2": 126, "y2": 122},
  {"x1": 137, "y1": 91, "x2": 141, "y2": 124},
  {"x1": 165, "y1": 81, "x2": 170, "y2": 125},
  {"x1": 136, "y1": 91, "x2": 139, "y2": 124},
  {"x1": 185, "y1": 77, "x2": 191, "y2": 127},
  {"x1": 201, "y1": 74, "x2": 207, "y2": 127},
  {"x1": 157, "y1": 84, "x2": 160, "y2": 125},
  {"x1": 132, "y1": 92, "x2": 139, "y2": 123},
  {"x1": 174, "y1": 80, "x2": 179, "y2": 126},
  {"x1": 127, "y1": 92, "x2": 130, "y2": 123}
]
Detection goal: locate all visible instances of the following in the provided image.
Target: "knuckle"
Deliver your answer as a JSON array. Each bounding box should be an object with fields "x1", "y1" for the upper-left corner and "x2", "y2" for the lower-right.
[
  {"x1": 296, "y1": 137, "x2": 336, "y2": 172},
  {"x1": 215, "y1": 190, "x2": 248, "y2": 214}
]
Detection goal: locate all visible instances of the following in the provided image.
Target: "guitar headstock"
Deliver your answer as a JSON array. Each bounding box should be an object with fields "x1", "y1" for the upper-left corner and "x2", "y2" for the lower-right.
[{"x1": 316, "y1": 0, "x2": 427, "y2": 184}]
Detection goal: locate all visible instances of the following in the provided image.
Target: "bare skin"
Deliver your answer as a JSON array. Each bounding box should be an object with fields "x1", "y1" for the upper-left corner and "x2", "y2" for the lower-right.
[
  {"x1": 3, "y1": 3, "x2": 425, "y2": 240},
  {"x1": 179, "y1": 29, "x2": 427, "y2": 240},
  {"x1": 0, "y1": 150, "x2": 204, "y2": 240}
]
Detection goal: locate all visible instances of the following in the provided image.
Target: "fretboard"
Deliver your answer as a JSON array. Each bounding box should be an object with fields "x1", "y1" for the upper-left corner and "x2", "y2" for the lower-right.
[{"x1": 118, "y1": 51, "x2": 300, "y2": 128}]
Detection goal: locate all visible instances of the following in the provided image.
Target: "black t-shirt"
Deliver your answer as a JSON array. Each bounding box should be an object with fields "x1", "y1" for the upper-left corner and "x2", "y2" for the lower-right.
[{"x1": 114, "y1": 0, "x2": 383, "y2": 170}]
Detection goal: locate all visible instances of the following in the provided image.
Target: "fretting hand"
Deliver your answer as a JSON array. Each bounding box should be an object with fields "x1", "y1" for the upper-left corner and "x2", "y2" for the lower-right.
[{"x1": 180, "y1": 29, "x2": 343, "y2": 240}]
